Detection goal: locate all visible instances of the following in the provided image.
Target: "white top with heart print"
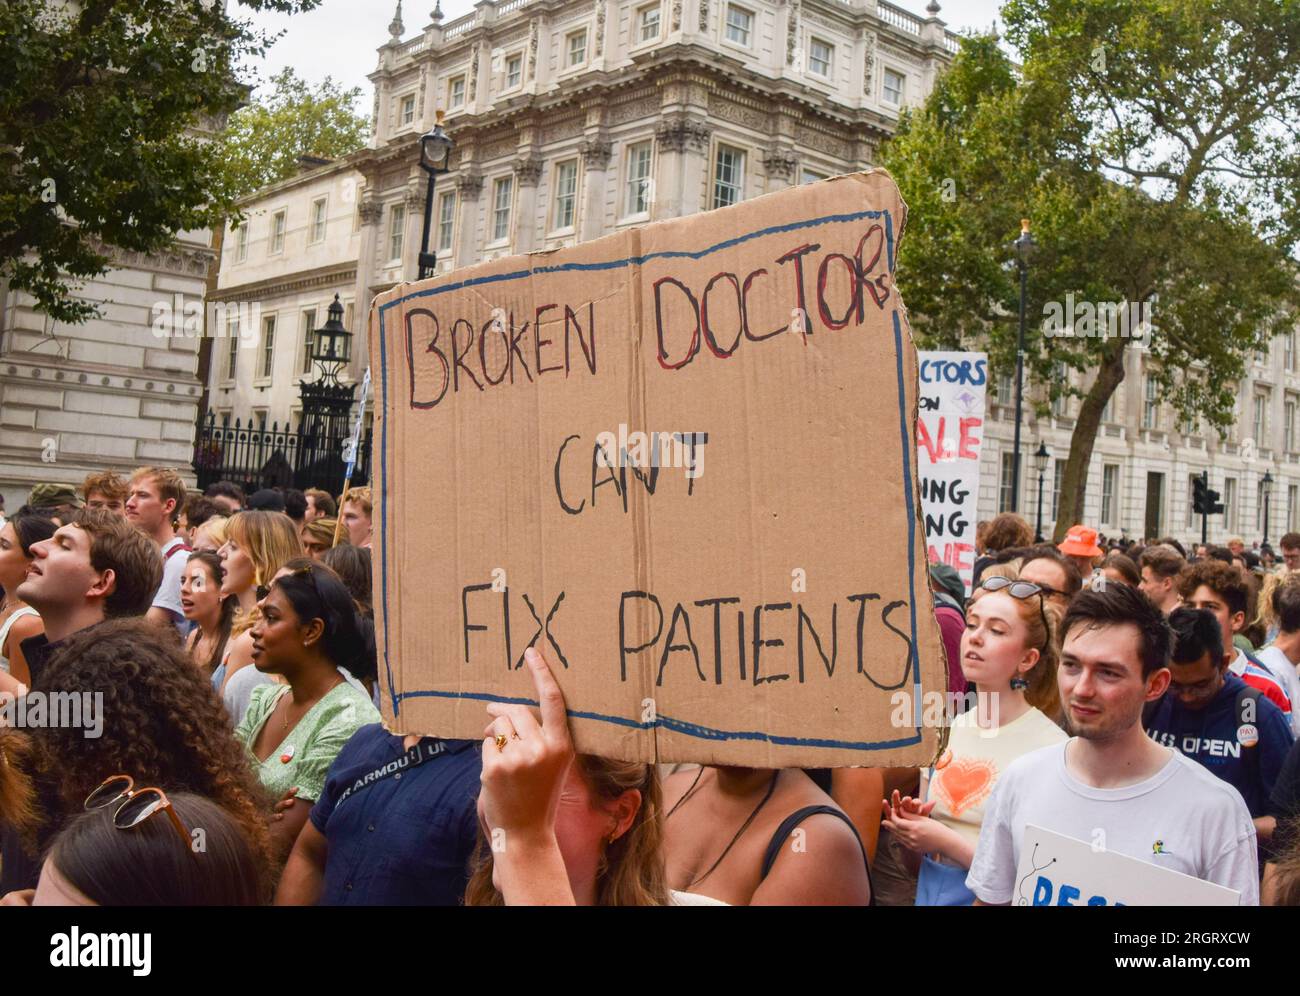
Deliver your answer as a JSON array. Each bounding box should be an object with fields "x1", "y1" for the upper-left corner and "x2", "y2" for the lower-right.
[{"x1": 925, "y1": 705, "x2": 1067, "y2": 853}]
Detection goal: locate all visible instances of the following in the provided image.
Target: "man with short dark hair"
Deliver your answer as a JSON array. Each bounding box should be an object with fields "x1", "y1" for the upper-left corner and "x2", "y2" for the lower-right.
[
  {"x1": 1280, "y1": 532, "x2": 1300, "y2": 572},
  {"x1": 1139, "y1": 544, "x2": 1185, "y2": 615},
  {"x1": 304, "y1": 488, "x2": 336, "y2": 523},
  {"x1": 204, "y1": 480, "x2": 244, "y2": 515},
  {"x1": 1178, "y1": 560, "x2": 1292, "y2": 721},
  {"x1": 1018, "y1": 546, "x2": 1082, "y2": 612},
  {"x1": 1147, "y1": 607, "x2": 1292, "y2": 848},
  {"x1": 966, "y1": 584, "x2": 1259, "y2": 905},
  {"x1": 15, "y1": 508, "x2": 162, "y2": 685},
  {"x1": 282, "y1": 488, "x2": 307, "y2": 527}
]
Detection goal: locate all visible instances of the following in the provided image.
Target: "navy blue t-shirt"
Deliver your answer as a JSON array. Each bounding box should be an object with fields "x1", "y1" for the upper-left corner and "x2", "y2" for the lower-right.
[
  {"x1": 310, "y1": 724, "x2": 482, "y2": 906},
  {"x1": 1146, "y1": 672, "x2": 1294, "y2": 818}
]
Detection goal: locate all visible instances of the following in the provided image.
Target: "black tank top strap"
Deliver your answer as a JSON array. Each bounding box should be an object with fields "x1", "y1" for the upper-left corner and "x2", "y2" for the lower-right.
[{"x1": 759, "y1": 805, "x2": 875, "y2": 905}]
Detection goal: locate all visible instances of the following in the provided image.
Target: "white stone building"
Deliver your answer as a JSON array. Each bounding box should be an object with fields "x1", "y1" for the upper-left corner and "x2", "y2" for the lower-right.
[
  {"x1": 979, "y1": 339, "x2": 1300, "y2": 549},
  {"x1": 208, "y1": 0, "x2": 959, "y2": 427}
]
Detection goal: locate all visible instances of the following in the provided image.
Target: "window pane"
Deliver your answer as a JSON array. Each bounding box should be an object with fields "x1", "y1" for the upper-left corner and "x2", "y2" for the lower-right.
[
  {"x1": 713, "y1": 145, "x2": 744, "y2": 209},
  {"x1": 810, "y1": 39, "x2": 832, "y2": 76},
  {"x1": 554, "y1": 161, "x2": 577, "y2": 230},
  {"x1": 226, "y1": 319, "x2": 239, "y2": 378},
  {"x1": 311, "y1": 198, "x2": 327, "y2": 242},
  {"x1": 725, "y1": 6, "x2": 752, "y2": 45},
  {"x1": 568, "y1": 31, "x2": 586, "y2": 66},
  {"x1": 450, "y1": 77, "x2": 465, "y2": 107},
  {"x1": 640, "y1": 5, "x2": 660, "y2": 41},
  {"x1": 261, "y1": 316, "x2": 276, "y2": 378},
  {"x1": 438, "y1": 192, "x2": 456, "y2": 252},
  {"x1": 389, "y1": 204, "x2": 405, "y2": 261},
  {"x1": 883, "y1": 69, "x2": 904, "y2": 103},
  {"x1": 625, "y1": 143, "x2": 651, "y2": 215},
  {"x1": 507, "y1": 56, "x2": 521, "y2": 88},
  {"x1": 271, "y1": 211, "x2": 286, "y2": 254},
  {"x1": 401, "y1": 95, "x2": 415, "y2": 124},
  {"x1": 493, "y1": 177, "x2": 513, "y2": 242},
  {"x1": 301, "y1": 309, "x2": 316, "y2": 375}
]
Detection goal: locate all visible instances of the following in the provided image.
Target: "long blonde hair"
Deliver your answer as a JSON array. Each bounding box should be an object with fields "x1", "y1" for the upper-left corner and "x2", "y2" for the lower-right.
[
  {"x1": 968, "y1": 573, "x2": 1062, "y2": 721},
  {"x1": 464, "y1": 755, "x2": 670, "y2": 907},
  {"x1": 226, "y1": 511, "x2": 302, "y2": 636}
]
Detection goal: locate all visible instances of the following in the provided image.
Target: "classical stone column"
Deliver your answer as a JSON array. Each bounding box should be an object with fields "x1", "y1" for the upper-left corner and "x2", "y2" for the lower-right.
[
  {"x1": 454, "y1": 171, "x2": 484, "y2": 268},
  {"x1": 762, "y1": 150, "x2": 798, "y2": 192},
  {"x1": 512, "y1": 157, "x2": 543, "y2": 253},
  {"x1": 579, "y1": 138, "x2": 612, "y2": 242},
  {"x1": 350, "y1": 195, "x2": 385, "y2": 377},
  {"x1": 654, "y1": 116, "x2": 711, "y2": 219}
]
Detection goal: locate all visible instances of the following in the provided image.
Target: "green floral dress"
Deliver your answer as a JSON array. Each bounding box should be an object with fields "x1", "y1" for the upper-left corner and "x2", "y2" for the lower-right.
[{"x1": 235, "y1": 680, "x2": 382, "y2": 803}]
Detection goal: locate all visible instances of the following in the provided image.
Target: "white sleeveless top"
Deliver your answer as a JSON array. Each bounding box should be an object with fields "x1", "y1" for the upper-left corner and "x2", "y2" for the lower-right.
[{"x1": 0, "y1": 605, "x2": 39, "y2": 674}]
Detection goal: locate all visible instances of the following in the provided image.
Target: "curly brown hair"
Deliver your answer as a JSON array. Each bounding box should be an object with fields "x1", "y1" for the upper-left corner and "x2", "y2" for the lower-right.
[
  {"x1": 983, "y1": 513, "x2": 1034, "y2": 553},
  {"x1": 1, "y1": 618, "x2": 272, "y2": 890}
]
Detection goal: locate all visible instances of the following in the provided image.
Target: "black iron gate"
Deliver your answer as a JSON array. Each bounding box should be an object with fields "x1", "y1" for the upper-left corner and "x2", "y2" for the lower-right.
[{"x1": 192, "y1": 410, "x2": 373, "y2": 496}]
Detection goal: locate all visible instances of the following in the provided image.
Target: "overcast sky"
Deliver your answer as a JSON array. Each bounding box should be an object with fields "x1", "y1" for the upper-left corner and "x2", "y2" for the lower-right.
[{"x1": 238, "y1": 0, "x2": 1009, "y2": 106}]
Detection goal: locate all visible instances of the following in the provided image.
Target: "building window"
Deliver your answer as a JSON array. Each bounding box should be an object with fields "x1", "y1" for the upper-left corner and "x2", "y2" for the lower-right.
[
  {"x1": 270, "y1": 210, "x2": 286, "y2": 255},
  {"x1": 1286, "y1": 330, "x2": 1295, "y2": 372},
  {"x1": 809, "y1": 38, "x2": 833, "y2": 77},
  {"x1": 799, "y1": 168, "x2": 827, "y2": 185},
  {"x1": 1259, "y1": 478, "x2": 1270, "y2": 531},
  {"x1": 506, "y1": 53, "x2": 522, "y2": 89},
  {"x1": 492, "y1": 176, "x2": 513, "y2": 243},
  {"x1": 225, "y1": 318, "x2": 239, "y2": 379},
  {"x1": 996, "y1": 372, "x2": 1013, "y2": 406},
  {"x1": 553, "y1": 160, "x2": 578, "y2": 231},
  {"x1": 638, "y1": 3, "x2": 661, "y2": 42},
  {"x1": 1287, "y1": 398, "x2": 1297, "y2": 452},
  {"x1": 255, "y1": 409, "x2": 268, "y2": 432},
  {"x1": 260, "y1": 315, "x2": 276, "y2": 379},
  {"x1": 725, "y1": 5, "x2": 753, "y2": 46},
  {"x1": 1291, "y1": 484, "x2": 1299, "y2": 532},
  {"x1": 449, "y1": 75, "x2": 466, "y2": 108},
  {"x1": 344, "y1": 301, "x2": 355, "y2": 335},
  {"x1": 310, "y1": 196, "x2": 327, "y2": 243},
  {"x1": 400, "y1": 94, "x2": 415, "y2": 126},
  {"x1": 437, "y1": 191, "x2": 456, "y2": 253},
  {"x1": 624, "y1": 141, "x2": 652, "y2": 217},
  {"x1": 1101, "y1": 392, "x2": 1115, "y2": 424},
  {"x1": 1254, "y1": 391, "x2": 1269, "y2": 446},
  {"x1": 567, "y1": 29, "x2": 587, "y2": 67},
  {"x1": 1142, "y1": 376, "x2": 1158, "y2": 430},
  {"x1": 1186, "y1": 474, "x2": 1199, "y2": 529},
  {"x1": 1224, "y1": 477, "x2": 1238, "y2": 532},
  {"x1": 883, "y1": 68, "x2": 905, "y2": 104},
  {"x1": 300, "y1": 308, "x2": 317, "y2": 376},
  {"x1": 999, "y1": 452, "x2": 1016, "y2": 513},
  {"x1": 712, "y1": 144, "x2": 745, "y2": 209},
  {"x1": 388, "y1": 203, "x2": 405, "y2": 262},
  {"x1": 1102, "y1": 464, "x2": 1118, "y2": 525},
  {"x1": 234, "y1": 223, "x2": 248, "y2": 262}
]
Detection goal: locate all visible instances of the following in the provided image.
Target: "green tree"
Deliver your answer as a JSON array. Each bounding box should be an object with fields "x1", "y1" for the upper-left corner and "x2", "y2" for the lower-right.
[
  {"x1": 215, "y1": 67, "x2": 368, "y2": 203},
  {"x1": 883, "y1": 2, "x2": 1300, "y2": 542},
  {"x1": 0, "y1": 0, "x2": 323, "y2": 324}
]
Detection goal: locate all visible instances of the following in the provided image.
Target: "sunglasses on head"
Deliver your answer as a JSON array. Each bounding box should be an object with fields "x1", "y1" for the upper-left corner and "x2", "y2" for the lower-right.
[
  {"x1": 84, "y1": 774, "x2": 194, "y2": 857},
  {"x1": 976, "y1": 575, "x2": 1051, "y2": 641}
]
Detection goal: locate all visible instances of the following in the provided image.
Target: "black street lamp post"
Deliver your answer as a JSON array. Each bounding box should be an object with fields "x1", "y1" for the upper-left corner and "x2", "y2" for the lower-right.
[
  {"x1": 298, "y1": 294, "x2": 357, "y2": 489},
  {"x1": 1033, "y1": 442, "x2": 1050, "y2": 542},
  {"x1": 417, "y1": 110, "x2": 454, "y2": 280},
  {"x1": 1011, "y1": 219, "x2": 1035, "y2": 513},
  {"x1": 1263, "y1": 469, "x2": 1274, "y2": 548}
]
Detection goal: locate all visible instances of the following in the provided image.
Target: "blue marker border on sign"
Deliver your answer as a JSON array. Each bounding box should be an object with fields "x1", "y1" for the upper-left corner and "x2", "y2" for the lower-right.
[{"x1": 377, "y1": 206, "x2": 925, "y2": 752}]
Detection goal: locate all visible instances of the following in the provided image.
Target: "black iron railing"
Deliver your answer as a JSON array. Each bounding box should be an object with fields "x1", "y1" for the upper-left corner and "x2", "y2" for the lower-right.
[{"x1": 192, "y1": 410, "x2": 372, "y2": 496}]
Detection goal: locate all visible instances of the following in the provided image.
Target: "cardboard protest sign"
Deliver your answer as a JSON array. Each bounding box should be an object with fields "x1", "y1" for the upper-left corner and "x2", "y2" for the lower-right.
[
  {"x1": 917, "y1": 351, "x2": 986, "y2": 592},
  {"x1": 1013, "y1": 825, "x2": 1240, "y2": 906},
  {"x1": 369, "y1": 170, "x2": 946, "y2": 767}
]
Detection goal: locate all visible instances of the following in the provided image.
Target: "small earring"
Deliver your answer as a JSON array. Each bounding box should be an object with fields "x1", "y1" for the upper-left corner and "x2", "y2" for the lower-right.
[{"x1": 1010, "y1": 674, "x2": 1029, "y2": 691}]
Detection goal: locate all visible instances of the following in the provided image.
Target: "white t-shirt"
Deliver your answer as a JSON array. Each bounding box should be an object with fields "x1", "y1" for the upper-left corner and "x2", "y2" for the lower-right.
[
  {"x1": 966, "y1": 740, "x2": 1259, "y2": 906},
  {"x1": 1254, "y1": 645, "x2": 1300, "y2": 735},
  {"x1": 154, "y1": 537, "x2": 190, "y2": 639},
  {"x1": 927, "y1": 705, "x2": 1067, "y2": 851}
]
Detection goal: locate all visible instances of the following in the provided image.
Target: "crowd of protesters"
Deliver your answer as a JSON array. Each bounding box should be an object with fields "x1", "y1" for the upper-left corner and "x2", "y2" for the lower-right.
[{"x1": 3, "y1": 472, "x2": 1300, "y2": 906}]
